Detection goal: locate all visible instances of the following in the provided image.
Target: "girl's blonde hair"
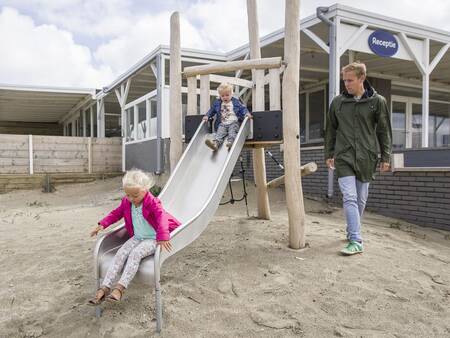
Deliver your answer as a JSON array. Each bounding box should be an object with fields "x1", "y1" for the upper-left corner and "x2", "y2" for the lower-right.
[
  {"x1": 217, "y1": 82, "x2": 233, "y2": 95},
  {"x1": 122, "y1": 169, "x2": 155, "y2": 190}
]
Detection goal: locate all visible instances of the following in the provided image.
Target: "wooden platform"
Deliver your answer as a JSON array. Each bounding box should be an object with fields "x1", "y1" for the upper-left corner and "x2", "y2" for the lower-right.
[
  {"x1": 244, "y1": 140, "x2": 283, "y2": 148},
  {"x1": 0, "y1": 172, "x2": 122, "y2": 194}
]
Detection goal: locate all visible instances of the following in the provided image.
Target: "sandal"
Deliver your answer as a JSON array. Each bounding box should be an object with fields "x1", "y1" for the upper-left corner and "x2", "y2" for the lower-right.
[
  {"x1": 106, "y1": 287, "x2": 124, "y2": 302},
  {"x1": 88, "y1": 286, "x2": 110, "y2": 306}
]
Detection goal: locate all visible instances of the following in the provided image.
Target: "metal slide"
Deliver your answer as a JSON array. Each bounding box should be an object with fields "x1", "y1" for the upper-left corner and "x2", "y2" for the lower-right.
[{"x1": 93, "y1": 117, "x2": 251, "y2": 332}]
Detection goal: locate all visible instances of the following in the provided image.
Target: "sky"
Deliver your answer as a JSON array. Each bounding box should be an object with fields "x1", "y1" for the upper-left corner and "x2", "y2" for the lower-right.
[{"x1": 0, "y1": 0, "x2": 449, "y2": 89}]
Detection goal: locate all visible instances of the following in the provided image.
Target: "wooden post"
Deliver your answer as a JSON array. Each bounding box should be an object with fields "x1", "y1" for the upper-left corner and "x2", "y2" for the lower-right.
[
  {"x1": 200, "y1": 75, "x2": 210, "y2": 115},
  {"x1": 247, "y1": 0, "x2": 270, "y2": 220},
  {"x1": 88, "y1": 137, "x2": 93, "y2": 174},
  {"x1": 90, "y1": 106, "x2": 94, "y2": 137},
  {"x1": 183, "y1": 57, "x2": 281, "y2": 77},
  {"x1": 115, "y1": 80, "x2": 131, "y2": 171},
  {"x1": 267, "y1": 162, "x2": 318, "y2": 189},
  {"x1": 283, "y1": 0, "x2": 305, "y2": 249},
  {"x1": 96, "y1": 98, "x2": 105, "y2": 138},
  {"x1": 169, "y1": 12, "x2": 183, "y2": 172},
  {"x1": 187, "y1": 77, "x2": 197, "y2": 115},
  {"x1": 269, "y1": 68, "x2": 281, "y2": 110},
  {"x1": 28, "y1": 135, "x2": 33, "y2": 175}
]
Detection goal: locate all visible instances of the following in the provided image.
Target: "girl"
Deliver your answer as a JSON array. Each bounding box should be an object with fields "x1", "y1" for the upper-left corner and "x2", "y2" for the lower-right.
[{"x1": 88, "y1": 169, "x2": 180, "y2": 304}]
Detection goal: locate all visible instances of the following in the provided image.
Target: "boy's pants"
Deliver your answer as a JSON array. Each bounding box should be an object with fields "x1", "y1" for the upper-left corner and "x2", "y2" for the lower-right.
[
  {"x1": 338, "y1": 176, "x2": 370, "y2": 242},
  {"x1": 214, "y1": 121, "x2": 240, "y2": 145}
]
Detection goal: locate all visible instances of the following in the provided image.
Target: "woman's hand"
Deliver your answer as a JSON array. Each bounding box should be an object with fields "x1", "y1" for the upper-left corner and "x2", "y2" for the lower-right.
[
  {"x1": 90, "y1": 225, "x2": 103, "y2": 237},
  {"x1": 157, "y1": 240, "x2": 173, "y2": 252}
]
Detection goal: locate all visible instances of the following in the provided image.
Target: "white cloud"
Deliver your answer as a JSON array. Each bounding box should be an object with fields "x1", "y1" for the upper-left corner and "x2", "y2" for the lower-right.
[
  {"x1": 0, "y1": 0, "x2": 133, "y2": 38},
  {"x1": 94, "y1": 10, "x2": 206, "y2": 76},
  {"x1": 0, "y1": 7, "x2": 114, "y2": 87},
  {"x1": 1, "y1": 0, "x2": 449, "y2": 89}
]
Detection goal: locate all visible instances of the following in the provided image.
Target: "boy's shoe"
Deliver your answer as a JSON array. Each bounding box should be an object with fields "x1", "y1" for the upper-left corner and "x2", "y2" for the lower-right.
[
  {"x1": 340, "y1": 240, "x2": 363, "y2": 256},
  {"x1": 205, "y1": 139, "x2": 218, "y2": 151},
  {"x1": 225, "y1": 140, "x2": 233, "y2": 149}
]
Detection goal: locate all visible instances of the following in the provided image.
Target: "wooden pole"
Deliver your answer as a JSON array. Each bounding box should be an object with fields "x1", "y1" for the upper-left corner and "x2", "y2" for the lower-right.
[
  {"x1": 187, "y1": 77, "x2": 197, "y2": 115},
  {"x1": 169, "y1": 12, "x2": 182, "y2": 172},
  {"x1": 28, "y1": 135, "x2": 33, "y2": 175},
  {"x1": 247, "y1": 0, "x2": 270, "y2": 220},
  {"x1": 200, "y1": 75, "x2": 210, "y2": 114},
  {"x1": 267, "y1": 162, "x2": 318, "y2": 189},
  {"x1": 88, "y1": 137, "x2": 93, "y2": 174},
  {"x1": 283, "y1": 0, "x2": 305, "y2": 249},
  {"x1": 269, "y1": 68, "x2": 281, "y2": 111},
  {"x1": 183, "y1": 57, "x2": 282, "y2": 77}
]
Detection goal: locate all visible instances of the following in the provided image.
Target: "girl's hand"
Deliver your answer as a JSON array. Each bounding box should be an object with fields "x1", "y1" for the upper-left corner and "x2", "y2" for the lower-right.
[
  {"x1": 246, "y1": 113, "x2": 253, "y2": 119},
  {"x1": 90, "y1": 225, "x2": 103, "y2": 237},
  {"x1": 202, "y1": 115, "x2": 209, "y2": 121},
  {"x1": 157, "y1": 240, "x2": 173, "y2": 252}
]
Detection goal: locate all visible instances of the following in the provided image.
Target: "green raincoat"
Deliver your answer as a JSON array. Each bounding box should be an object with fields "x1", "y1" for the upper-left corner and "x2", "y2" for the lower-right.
[{"x1": 325, "y1": 80, "x2": 392, "y2": 182}]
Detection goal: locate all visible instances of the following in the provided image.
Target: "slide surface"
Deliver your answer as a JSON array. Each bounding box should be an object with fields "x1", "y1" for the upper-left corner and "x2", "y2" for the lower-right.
[{"x1": 94, "y1": 118, "x2": 251, "y2": 284}]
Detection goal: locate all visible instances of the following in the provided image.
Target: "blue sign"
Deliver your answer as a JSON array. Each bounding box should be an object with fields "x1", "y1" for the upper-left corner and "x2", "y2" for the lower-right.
[{"x1": 368, "y1": 30, "x2": 398, "y2": 57}]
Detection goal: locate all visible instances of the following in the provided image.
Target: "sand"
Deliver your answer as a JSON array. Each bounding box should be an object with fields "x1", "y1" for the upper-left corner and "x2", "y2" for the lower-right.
[{"x1": 0, "y1": 177, "x2": 449, "y2": 338}]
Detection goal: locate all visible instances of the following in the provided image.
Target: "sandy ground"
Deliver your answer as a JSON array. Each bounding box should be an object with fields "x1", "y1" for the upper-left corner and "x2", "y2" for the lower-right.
[{"x1": 0, "y1": 177, "x2": 449, "y2": 338}]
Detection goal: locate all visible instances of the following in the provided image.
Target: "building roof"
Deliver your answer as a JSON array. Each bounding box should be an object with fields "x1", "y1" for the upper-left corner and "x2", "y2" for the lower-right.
[{"x1": 0, "y1": 83, "x2": 96, "y2": 123}]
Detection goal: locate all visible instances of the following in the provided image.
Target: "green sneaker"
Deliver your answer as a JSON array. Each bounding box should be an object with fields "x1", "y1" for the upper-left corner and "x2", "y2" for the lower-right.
[{"x1": 340, "y1": 240, "x2": 363, "y2": 256}]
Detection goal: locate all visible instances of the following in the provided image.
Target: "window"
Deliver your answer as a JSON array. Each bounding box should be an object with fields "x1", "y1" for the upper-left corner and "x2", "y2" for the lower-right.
[
  {"x1": 429, "y1": 102, "x2": 450, "y2": 147},
  {"x1": 391, "y1": 96, "x2": 450, "y2": 149},
  {"x1": 299, "y1": 87, "x2": 326, "y2": 143},
  {"x1": 78, "y1": 111, "x2": 83, "y2": 136},
  {"x1": 105, "y1": 115, "x2": 121, "y2": 137},
  {"x1": 150, "y1": 99, "x2": 157, "y2": 138},
  {"x1": 137, "y1": 101, "x2": 147, "y2": 139},
  {"x1": 392, "y1": 101, "x2": 407, "y2": 149},
  {"x1": 86, "y1": 109, "x2": 91, "y2": 137},
  {"x1": 93, "y1": 105, "x2": 98, "y2": 137},
  {"x1": 126, "y1": 107, "x2": 135, "y2": 141},
  {"x1": 411, "y1": 103, "x2": 422, "y2": 149},
  {"x1": 309, "y1": 90, "x2": 325, "y2": 140},
  {"x1": 299, "y1": 93, "x2": 306, "y2": 143},
  {"x1": 123, "y1": 92, "x2": 158, "y2": 143}
]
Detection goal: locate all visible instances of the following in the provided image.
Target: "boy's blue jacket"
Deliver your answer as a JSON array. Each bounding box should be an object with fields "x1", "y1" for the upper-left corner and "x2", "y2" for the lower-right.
[{"x1": 205, "y1": 97, "x2": 249, "y2": 130}]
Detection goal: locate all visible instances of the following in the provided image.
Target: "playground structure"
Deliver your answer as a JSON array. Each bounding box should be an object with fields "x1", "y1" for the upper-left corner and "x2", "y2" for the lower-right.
[{"x1": 93, "y1": 0, "x2": 317, "y2": 332}]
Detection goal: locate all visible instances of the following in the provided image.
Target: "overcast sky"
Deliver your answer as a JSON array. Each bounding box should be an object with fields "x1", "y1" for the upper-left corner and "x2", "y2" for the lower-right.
[{"x1": 1, "y1": 0, "x2": 449, "y2": 88}]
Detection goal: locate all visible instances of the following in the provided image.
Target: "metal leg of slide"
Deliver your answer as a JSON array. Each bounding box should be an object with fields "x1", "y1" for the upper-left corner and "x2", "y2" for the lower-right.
[
  {"x1": 155, "y1": 285, "x2": 163, "y2": 333},
  {"x1": 239, "y1": 156, "x2": 249, "y2": 216}
]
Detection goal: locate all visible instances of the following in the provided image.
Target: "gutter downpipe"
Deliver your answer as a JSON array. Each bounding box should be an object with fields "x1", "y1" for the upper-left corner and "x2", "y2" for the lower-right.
[{"x1": 317, "y1": 6, "x2": 336, "y2": 199}]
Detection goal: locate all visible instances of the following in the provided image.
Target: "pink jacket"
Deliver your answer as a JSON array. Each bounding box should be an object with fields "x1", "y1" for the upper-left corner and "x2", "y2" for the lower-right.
[{"x1": 98, "y1": 192, "x2": 181, "y2": 241}]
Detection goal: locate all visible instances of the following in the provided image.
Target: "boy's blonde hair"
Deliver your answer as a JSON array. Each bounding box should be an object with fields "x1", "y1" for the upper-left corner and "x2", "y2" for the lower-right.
[
  {"x1": 342, "y1": 62, "x2": 366, "y2": 79},
  {"x1": 217, "y1": 82, "x2": 233, "y2": 95},
  {"x1": 122, "y1": 169, "x2": 155, "y2": 190}
]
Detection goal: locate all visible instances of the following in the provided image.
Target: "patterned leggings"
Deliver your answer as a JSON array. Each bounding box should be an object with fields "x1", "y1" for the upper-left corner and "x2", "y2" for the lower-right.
[{"x1": 102, "y1": 237, "x2": 157, "y2": 289}]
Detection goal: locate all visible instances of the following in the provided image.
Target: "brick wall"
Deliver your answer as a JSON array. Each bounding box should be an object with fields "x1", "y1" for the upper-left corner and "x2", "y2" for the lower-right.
[{"x1": 236, "y1": 146, "x2": 450, "y2": 231}]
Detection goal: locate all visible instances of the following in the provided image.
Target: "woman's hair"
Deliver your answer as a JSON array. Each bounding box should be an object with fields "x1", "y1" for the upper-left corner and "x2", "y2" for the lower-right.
[
  {"x1": 341, "y1": 61, "x2": 366, "y2": 79},
  {"x1": 122, "y1": 169, "x2": 155, "y2": 190},
  {"x1": 217, "y1": 82, "x2": 233, "y2": 95}
]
